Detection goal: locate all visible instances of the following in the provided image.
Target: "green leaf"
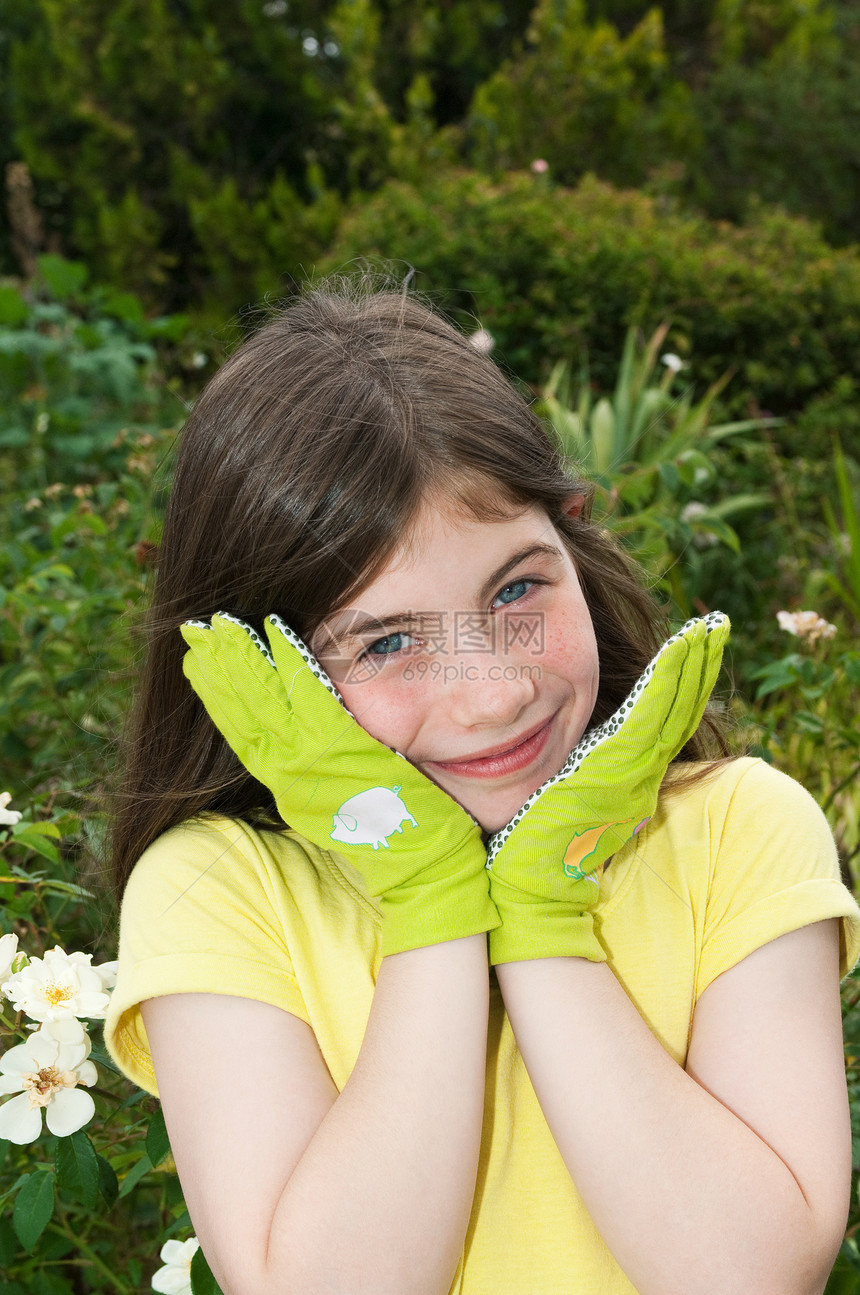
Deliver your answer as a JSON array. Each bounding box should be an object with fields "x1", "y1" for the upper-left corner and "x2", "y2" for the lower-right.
[
  {"x1": 31, "y1": 1273, "x2": 75, "y2": 1295},
  {"x1": 752, "y1": 662, "x2": 800, "y2": 699},
  {"x1": 96, "y1": 1154, "x2": 119, "y2": 1208},
  {"x1": 657, "y1": 460, "x2": 681, "y2": 492},
  {"x1": 843, "y1": 655, "x2": 860, "y2": 685},
  {"x1": 41, "y1": 879, "x2": 95, "y2": 900},
  {"x1": 190, "y1": 1244, "x2": 223, "y2": 1295},
  {"x1": 55, "y1": 1129, "x2": 100, "y2": 1209},
  {"x1": 145, "y1": 1106, "x2": 171, "y2": 1168},
  {"x1": 117, "y1": 1152, "x2": 153, "y2": 1199},
  {"x1": 590, "y1": 397, "x2": 616, "y2": 475},
  {"x1": 11, "y1": 821, "x2": 61, "y2": 839},
  {"x1": 36, "y1": 255, "x2": 88, "y2": 301},
  {"x1": 100, "y1": 290, "x2": 145, "y2": 325},
  {"x1": 7, "y1": 831, "x2": 59, "y2": 864},
  {"x1": 795, "y1": 709, "x2": 826, "y2": 735},
  {"x1": 706, "y1": 492, "x2": 770, "y2": 520},
  {"x1": 0, "y1": 426, "x2": 30, "y2": 449},
  {"x1": 832, "y1": 437, "x2": 860, "y2": 612},
  {"x1": 675, "y1": 454, "x2": 700, "y2": 487},
  {"x1": 0, "y1": 1216, "x2": 17, "y2": 1266},
  {"x1": 0, "y1": 1169, "x2": 29, "y2": 1211},
  {"x1": 0, "y1": 286, "x2": 28, "y2": 327},
  {"x1": 12, "y1": 1170, "x2": 54, "y2": 1253}
]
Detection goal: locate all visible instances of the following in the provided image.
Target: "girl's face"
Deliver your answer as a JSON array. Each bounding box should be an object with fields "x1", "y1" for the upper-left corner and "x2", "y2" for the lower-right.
[{"x1": 312, "y1": 497, "x2": 600, "y2": 833}]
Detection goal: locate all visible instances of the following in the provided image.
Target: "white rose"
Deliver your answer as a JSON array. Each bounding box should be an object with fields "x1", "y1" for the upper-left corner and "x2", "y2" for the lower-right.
[
  {"x1": 3, "y1": 945, "x2": 113, "y2": 1022},
  {"x1": 776, "y1": 610, "x2": 837, "y2": 643},
  {"x1": 0, "y1": 1017, "x2": 97, "y2": 1143},
  {"x1": 0, "y1": 792, "x2": 22, "y2": 827},
  {"x1": 151, "y1": 1236, "x2": 201, "y2": 1295},
  {"x1": 0, "y1": 932, "x2": 21, "y2": 987}
]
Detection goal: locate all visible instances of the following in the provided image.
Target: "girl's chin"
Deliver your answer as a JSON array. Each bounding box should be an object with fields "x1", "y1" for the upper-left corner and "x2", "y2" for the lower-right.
[{"x1": 448, "y1": 782, "x2": 547, "y2": 835}]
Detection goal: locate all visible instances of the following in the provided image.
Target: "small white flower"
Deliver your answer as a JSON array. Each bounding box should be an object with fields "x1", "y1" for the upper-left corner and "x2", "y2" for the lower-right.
[
  {"x1": 0, "y1": 792, "x2": 22, "y2": 827},
  {"x1": 3, "y1": 945, "x2": 113, "y2": 1023},
  {"x1": 152, "y1": 1236, "x2": 201, "y2": 1295},
  {"x1": 0, "y1": 1017, "x2": 97, "y2": 1144},
  {"x1": 0, "y1": 933, "x2": 21, "y2": 988},
  {"x1": 661, "y1": 352, "x2": 685, "y2": 373},
  {"x1": 469, "y1": 328, "x2": 495, "y2": 355},
  {"x1": 190, "y1": 351, "x2": 208, "y2": 369},
  {"x1": 530, "y1": 158, "x2": 549, "y2": 174},
  {"x1": 93, "y1": 959, "x2": 118, "y2": 991},
  {"x1": 680, "y1": 501, "x2": 719, "y2": 548},
  {"x1": 776, "y1": 610, "x2": 837, "y2": 642}
]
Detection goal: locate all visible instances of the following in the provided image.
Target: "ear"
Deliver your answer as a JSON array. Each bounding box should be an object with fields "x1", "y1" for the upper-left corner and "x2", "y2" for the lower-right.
[{"x1": 560, "y1": 493, "x2": 588, "y2": 520}]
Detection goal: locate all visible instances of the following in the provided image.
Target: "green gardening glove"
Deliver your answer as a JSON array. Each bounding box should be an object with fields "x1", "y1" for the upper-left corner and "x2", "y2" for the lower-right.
[
  {"x1": 180, "y1": 613, "x2": 498, "y2": 956},
  {"x1": 486, "y1": 612, "x2": 730, "y2": 965}
]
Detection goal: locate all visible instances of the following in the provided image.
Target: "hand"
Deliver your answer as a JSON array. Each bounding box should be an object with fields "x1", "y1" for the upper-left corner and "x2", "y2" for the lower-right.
[
  {"x1": 180, "y1": 613, "x2": 498, "y2": 956},
  {"x1": 485, "y1": 612, "x2": 730, "y2": 964}
]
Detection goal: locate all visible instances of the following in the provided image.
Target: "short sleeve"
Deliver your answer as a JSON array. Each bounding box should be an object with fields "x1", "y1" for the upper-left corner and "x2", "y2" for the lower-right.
[
  {"x1": 696, "y1": 760, "x2": 860, "y2": 996},
  {"x1": 105, "y1": 818, "x2": 311, "y2": 1095}
]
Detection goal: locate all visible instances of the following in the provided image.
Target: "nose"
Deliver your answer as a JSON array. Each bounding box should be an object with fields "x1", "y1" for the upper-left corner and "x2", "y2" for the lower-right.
[{"x1": 445, "y1": 656, "x2": 537, "y2": 731}]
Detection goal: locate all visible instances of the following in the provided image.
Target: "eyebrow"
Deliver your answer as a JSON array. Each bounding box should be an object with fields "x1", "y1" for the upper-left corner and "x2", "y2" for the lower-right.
[{"x1": 320, "y1": 543, "x2": 565, "y2": 649}]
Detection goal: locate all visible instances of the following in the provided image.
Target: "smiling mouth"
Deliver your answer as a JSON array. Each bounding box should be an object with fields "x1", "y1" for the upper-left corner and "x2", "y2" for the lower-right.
[{"x1": 426, "y1": 716, "x2": 555, "y2": 780}]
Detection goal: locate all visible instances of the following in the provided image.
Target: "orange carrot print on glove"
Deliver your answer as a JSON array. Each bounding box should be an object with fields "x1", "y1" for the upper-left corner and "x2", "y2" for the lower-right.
[{"x1": 562, "y1": 818, "x2": 650, "y2": 880}]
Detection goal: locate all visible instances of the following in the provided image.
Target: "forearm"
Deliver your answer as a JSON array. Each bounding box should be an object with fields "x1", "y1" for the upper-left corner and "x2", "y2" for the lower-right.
[
  {"x1": 264, "y1": 934, "x2": 489, "y2": 1295},
  {"x1": 496, "y1": 956, "x2": 842, "y2": 1295}
]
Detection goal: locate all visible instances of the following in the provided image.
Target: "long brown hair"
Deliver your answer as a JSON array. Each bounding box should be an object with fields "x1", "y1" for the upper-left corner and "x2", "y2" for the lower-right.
[{"x1": 109, "y1": 276, "x2": 728, "y2": 897}]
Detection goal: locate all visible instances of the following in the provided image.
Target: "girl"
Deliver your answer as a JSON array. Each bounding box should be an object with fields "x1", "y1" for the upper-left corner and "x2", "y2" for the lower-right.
[{"x1": 105, "y1": 279, "x2": 860, "y2": 1295}]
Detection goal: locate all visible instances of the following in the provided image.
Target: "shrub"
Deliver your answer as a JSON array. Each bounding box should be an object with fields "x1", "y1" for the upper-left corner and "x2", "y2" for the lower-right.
[
  {"x1": 0, "y1": 259, "x2": 181, "y2": 801},
  {"x1": 467, "y1": 2, "x2": 696, "y2": 189},
  {"x1": 1, "y1": 0, "x2": 535, "y2": 310},
  {"x1": 0, "y1": 265, "x2": 209, "y2": 1292},
  {"x1": 321, "y1": 168, "x2": 860, "y2": 440},
  {"x1": 686, "y1": 42, "x2": 860, "y2": 248}
]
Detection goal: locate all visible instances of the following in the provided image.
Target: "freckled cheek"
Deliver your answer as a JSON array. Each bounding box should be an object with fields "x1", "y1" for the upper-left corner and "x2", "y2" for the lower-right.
[
  {"x1": 339, "y1": 674, "x2": 435, "y2": 753},
  {"x1": 541, "y1": 616, "x2": 600, "y2": 698}
]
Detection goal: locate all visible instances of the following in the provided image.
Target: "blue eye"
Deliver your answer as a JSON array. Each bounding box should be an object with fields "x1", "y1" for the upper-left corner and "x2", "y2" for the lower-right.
[
  {"x1": 494, "y1": 579, "x2": 531, "y2": 607},
  {"x1": 366, "y1": 632, "x2": 407, "y2": 657}
]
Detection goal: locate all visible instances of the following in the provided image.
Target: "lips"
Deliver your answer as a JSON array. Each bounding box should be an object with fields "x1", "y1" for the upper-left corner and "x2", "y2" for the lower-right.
[{"x1": 426, "y1": 715, "x2": 555, "y2": 780}]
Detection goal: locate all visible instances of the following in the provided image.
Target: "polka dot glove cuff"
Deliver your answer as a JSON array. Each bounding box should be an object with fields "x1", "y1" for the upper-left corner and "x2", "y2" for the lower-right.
[
  {"x1": 485, "y1": 613, "x2": 730, "y2": 965},
  {"x1": 180, "y1": 614, "x2": 498, "y2": 957}
]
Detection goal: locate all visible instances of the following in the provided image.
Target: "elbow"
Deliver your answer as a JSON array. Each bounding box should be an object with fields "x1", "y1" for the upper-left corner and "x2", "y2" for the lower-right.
[
  {"x1": 792, "y1": 1191, "x2": 851, "y2": 1295},
  {"x1": 794, "y1": 1228, "x2": 849, "y2": 1295},
  {"x1": 737, "y1": 1211, "x2": 847, "y2": 1295},
  {"x1": 734, "y1": 1172, "x2": 850, "y2": 1295},
  {"x1": 655, "y1": 1202, "x2": 848, "y2": 1295}
]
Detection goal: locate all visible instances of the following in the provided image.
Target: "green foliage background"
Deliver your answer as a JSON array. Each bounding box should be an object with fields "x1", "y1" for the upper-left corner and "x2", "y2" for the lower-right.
[
  {"x1": 2, "y1": 0, "x2": 860, "y2": 1289},
  {"x1": 4, "y1": 0, "x2": 860, "y2": 312}
]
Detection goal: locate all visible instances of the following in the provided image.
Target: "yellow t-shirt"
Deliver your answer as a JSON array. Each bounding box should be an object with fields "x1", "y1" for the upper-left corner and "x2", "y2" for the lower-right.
[{"x1": 106, "y1": 758, "x2": 860, "y2": 1294}]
